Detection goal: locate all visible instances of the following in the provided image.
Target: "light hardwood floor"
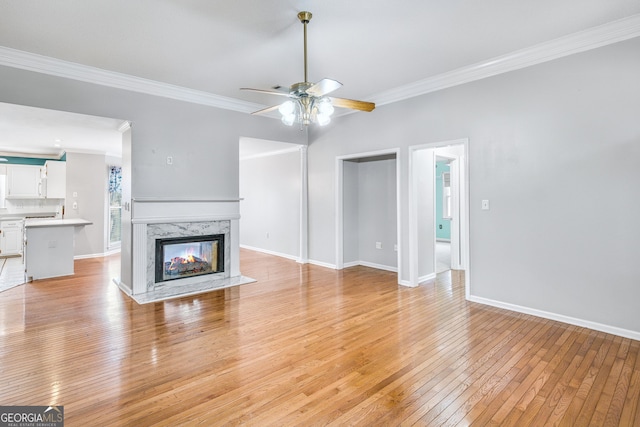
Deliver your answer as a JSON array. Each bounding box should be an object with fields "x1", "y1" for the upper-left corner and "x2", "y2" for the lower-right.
[{"x1": 1, "y1": 249, "x2": 639, "y2": 426}]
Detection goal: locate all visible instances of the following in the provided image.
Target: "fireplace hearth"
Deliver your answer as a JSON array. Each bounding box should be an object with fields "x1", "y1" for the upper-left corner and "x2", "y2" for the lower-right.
[{"x1": 155, "y1": 234, "x2": 224, "y2": 283}]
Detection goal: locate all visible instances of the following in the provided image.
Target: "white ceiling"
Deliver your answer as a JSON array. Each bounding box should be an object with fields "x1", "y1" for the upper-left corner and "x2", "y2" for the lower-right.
[
  {"x1": 1, "y1": 0, "x2": 639, "y2": 157},
  {"x1": 0, "y1": 102, "x2": 125, "y2": 157}
]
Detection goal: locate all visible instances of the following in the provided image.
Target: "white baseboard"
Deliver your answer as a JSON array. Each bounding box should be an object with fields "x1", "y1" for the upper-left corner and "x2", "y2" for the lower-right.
[
  {"x1": 307, "y1": 259, "x2": 337, "y2": 269},
  {"x1": 341, "y1": 260, "x2": 397, "y2": 273},
  {"x1": 419, "y1": 272, "x2": 437, "y2": 283},
  {"x1": 358, "y1": 261, "x2": 398, "y2": 273},
  {"x1": 74, "y1": 247, "x2": 121, "y2": 260},
  {"x1": 240, "y1": 244, "x2": 299, "y2": 262},
  {"x1": 398, "y1": 279, "x2": 416, "y2": 287},
  {"x1": 467, "y1": 295, "x2": 640, "y2": 341}
]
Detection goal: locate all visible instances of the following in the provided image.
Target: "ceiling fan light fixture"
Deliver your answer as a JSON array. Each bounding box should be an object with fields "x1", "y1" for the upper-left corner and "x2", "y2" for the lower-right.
[
  {"x1": 278, "y1": 100, "x2": 295, "y2": 116},
  {"x1": 278, "y1": 97, "x2": 335, "y2": 127},
  {"x1": 316, "y1": 113, "x2": 331, "y2": 126},
  {"x1": 316, "y1": 98, "x2": 334, "y2": 116},
  {"x1": 281, "y1": 114, "x2": 296, "y2": 126},
  {"x1": 241, "y1": 11, "x2": 374, "y2": 127}
]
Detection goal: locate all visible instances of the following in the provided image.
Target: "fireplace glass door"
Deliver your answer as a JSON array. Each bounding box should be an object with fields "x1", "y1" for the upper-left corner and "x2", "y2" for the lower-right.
[{"x1": 155, "y1": 234, "x2": 224, "y2": 283}]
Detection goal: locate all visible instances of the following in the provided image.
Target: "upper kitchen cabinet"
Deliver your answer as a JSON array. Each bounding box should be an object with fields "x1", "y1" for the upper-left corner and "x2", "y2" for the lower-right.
[
  {"x1": 5, "y1": 162, "x2": 66, "y2": 199},
  {"x1": 6, "y1": 165, "x2": 43, "y2": 198},
  {"x1": 43, "y1": 160, "x2": 66, "y2": 199}
]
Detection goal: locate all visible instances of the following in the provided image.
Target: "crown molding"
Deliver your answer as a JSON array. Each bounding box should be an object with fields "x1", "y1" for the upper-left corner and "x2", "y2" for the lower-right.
[
  {"x1": 117, "y1": 121, "x2": 131, "y2": 133},
  {"x1": 372, "y1": 13, "x2": 640, "y2": 106},
  {"x1": 0, "y1": 47, "x2": 265, "y2": 114},
  {"x1": 1, "y1": 14, "x2": 639, "y2": 113}
]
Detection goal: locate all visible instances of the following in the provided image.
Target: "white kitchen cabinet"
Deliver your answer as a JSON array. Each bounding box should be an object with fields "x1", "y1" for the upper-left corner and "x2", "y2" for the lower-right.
[
  {"x1": 6, "y1": 165, "x2": 43, "y2": 198},
  {"x1": 43, "y1": 160, "x2": 66, "y2": 199},
  {"x1": 1, "y1": 220, "x2": 24, "y2": 256}
]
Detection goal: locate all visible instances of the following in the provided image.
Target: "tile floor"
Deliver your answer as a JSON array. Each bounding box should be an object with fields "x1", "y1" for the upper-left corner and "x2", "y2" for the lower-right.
[
  {"x1": 0, "y1": 256, "x2": 26, "y2": 293},
  {"x1": 436, "y1": 241, "x2": 451, "y2": 274}
]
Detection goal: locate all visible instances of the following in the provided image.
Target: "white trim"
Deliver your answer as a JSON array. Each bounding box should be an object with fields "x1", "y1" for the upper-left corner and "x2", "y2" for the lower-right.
[
  {"x1": 372, "y1": 14, "x2": 640, "y2": 106},
  {"x1": 132, "y1": 197, "x2": 242, "y2": 203},
  {"x1": 299, "y1": 146, "x2": 309, "y2": 264},
  {"x1": 342, "y1": 260, "x2": 398, "y2": 273},
  {"x1": 307, "y1": 258, "x2": 336, "y2": 270},
  {"x1": 335, "y1": 157, "x2": 344, "y2": 271},
  {"x1": 408, "y1": 138, "x2": 470, "y2": 294},
  {"x1": 117, "y1": 121, "x2": 131, "y2": 133},
  {"x1": 240, "y1": 244, "x2": 299, "y2": 262},
  {"x1": 0, "y1": 46, "x2": 265, "y2": 114},
  {"x1": 132, "y1": 214, "x2": 240, "y2": 224},
  {"x1": 419, "y1": 272, "x2": 437, "y2": 283},
  {"x1": 239, "y1": 145, "x2": 302, "y2": 161},
  {"x1": 73, "y1": 247, "x2": 121, "y2": 260},
  {"x1": 467, "y1": 295, "x2": 640, "y2": 342},
  {"x1": 3, "y1": 15, "x2": 638, "y2": 114}
]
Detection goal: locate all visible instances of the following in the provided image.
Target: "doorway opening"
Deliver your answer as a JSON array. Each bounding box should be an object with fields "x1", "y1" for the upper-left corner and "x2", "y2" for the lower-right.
[
  {"x1": 336, "y1": 149, "x2": 401, "y2": 283},
  {"x1": 408, "y1": 139, "x2": 469, "y2": 292}
]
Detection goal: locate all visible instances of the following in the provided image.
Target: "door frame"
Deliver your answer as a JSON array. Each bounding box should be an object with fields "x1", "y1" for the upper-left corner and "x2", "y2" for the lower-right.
[
  {"x1": 335, "y1": 148, "x2": 401, "y2": 284},
  {"x1": 408, "y1": 138, "x2": 470, "y2": 292}
]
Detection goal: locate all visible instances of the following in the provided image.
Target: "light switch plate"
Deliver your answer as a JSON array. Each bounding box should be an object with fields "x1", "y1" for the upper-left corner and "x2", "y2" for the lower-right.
[{"x1": 481, "y1": 200, "x2": 490, "y2": 210}]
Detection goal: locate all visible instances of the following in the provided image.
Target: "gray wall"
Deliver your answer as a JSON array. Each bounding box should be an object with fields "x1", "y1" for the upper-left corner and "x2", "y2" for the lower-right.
[
  {"x1": 65, "y1": 152, "x2": 107, "y2": 256},
  {"x1": 308, "y1": 37, "x2": 640, "y2": 334},
  {"x1": 342, "y1": 158, "x2": 397, "y2": 269},
  {"x1": 0, "y1": 64, "x2": 305, "y2": 288},
  {"x1": 415, "y1": 149, "x2": 435, "y2": 279},
  {"x1": 356, "y1": 158, "x2": 397, "y2": 269},
  {"x1": 120, "y1": 127, "x2": 132, "y2": 289},
  {"x1": 239, "y1": 149, "x2": 301, "y2": 259},
  {"x1": 0, "y1": 66, "x2": 306, "y2": 202}
]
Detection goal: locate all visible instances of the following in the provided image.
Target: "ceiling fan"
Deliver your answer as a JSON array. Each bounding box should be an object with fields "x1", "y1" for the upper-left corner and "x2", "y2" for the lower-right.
[{"x1": 241, "y1": 11, "x2": 375, "y2": 127}]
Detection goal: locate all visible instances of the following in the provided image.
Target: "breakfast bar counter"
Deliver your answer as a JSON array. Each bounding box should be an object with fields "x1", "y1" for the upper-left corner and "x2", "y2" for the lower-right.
[{"x1": 24, "y1": 218, "x2": 92, "y2": 281}]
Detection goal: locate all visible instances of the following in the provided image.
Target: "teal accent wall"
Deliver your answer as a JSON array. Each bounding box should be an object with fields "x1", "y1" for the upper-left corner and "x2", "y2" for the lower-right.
[
  {"x1": 435, "y1": 161, "x2": 451, "y2": 240},
  {"x1": 0, "y1": 153, "x2": 66, "y2": 166}
]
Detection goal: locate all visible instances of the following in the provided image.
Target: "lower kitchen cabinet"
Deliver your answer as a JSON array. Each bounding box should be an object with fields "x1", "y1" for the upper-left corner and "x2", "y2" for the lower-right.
[{"x1": 1, "y1": 220, "x2": 24, "y2": 256}]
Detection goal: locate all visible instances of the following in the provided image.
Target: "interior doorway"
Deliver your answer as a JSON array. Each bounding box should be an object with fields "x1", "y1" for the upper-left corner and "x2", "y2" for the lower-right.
[
  {"x1": 408, "y1": 139, "x2": 469, "y2": 289},
  {"x1": 335, "y1": 149, "x2": 401, "y2": 283}
]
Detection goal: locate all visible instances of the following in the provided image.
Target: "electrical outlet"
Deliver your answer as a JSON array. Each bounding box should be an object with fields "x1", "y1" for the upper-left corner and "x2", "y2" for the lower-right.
[
  {"x1": 394, "y1": 244, "x2": 398, "y2": 252},
  {"x1": 166, "y1": 156, "x2": 173, "y2": 165},
  {"x1": 375, "y1": 242, "x2": 382, "y2": 249}
]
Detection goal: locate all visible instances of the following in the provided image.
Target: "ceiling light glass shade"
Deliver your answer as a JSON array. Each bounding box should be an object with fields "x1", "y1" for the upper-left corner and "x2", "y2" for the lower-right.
[
  {"x1": 316, "y1": 98, "x2": 334, "y2": 116},
  {"x1": 281, "y1": 113, "x2": 295, "y2": 126},
  {"x1": 278, "y1": 100, "x2": 295, "y2": 116},
  {"x1": 316, "y1": 113, "x2": 331, "y2": 126},
  {"x1": 278, "y1": 97, "x2": 334, "y2": 127}
]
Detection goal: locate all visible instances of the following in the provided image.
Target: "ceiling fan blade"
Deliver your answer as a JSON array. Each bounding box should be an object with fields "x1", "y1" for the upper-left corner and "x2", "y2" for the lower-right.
[
  {"x1": 251, "y1": 104, "x2": 281, "y2": 115},
  {"x1": 330, "y1": 97, "x2": 375, "y2": 112},
  {"x1": 240, "y1": 87, "x2": 291, "y2": 98},
  {"x1": 306, "y1": 78, "x2": 342, "y2": 97}
]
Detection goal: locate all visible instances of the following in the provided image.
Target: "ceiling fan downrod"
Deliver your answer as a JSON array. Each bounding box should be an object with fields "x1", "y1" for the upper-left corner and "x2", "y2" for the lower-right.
[{"x1": 298, "y1": 11, "x2": 312, "y2": 84}]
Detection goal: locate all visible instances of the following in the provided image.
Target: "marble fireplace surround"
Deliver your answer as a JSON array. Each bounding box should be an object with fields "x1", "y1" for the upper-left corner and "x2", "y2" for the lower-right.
[{"x1": 123, "y1": 199, "x2": 255, "y2": 304}]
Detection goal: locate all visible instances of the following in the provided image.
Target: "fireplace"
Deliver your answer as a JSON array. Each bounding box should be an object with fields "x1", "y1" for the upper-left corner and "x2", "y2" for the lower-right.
[{"x1": 155, "y1": 234, "x2": 224, "y2": 283}]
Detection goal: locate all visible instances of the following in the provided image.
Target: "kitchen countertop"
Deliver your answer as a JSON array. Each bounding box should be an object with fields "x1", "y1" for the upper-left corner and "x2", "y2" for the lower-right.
[{"x1": 24, "y1": 218, "x2": 92, "y2": 228}]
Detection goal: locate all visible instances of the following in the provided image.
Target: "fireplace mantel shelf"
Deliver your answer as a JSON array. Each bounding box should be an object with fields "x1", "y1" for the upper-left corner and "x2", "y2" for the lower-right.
[{"x1": 133, "y1": 197, "x2": 243, "y2": 203}]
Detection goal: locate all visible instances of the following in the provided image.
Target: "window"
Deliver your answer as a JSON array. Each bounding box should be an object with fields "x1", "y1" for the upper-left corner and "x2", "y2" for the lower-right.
[
  {"x1": 108, "y1": 166, "x2": 122, "y2": 248},
  {"x1": 442, "y1": 171, "x2": 452, "y2": 220}
]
